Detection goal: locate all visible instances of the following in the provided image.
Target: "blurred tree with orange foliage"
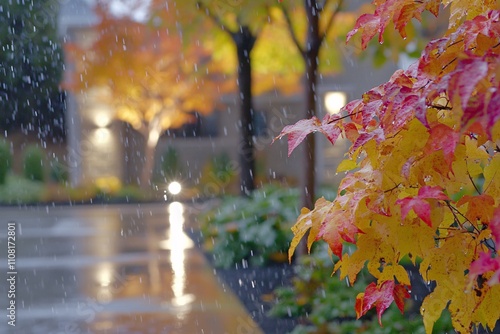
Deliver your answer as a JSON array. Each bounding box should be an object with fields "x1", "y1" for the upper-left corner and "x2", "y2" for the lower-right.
[{"x1": 64, "y1": 3, "x2": 224, "y2": 186}]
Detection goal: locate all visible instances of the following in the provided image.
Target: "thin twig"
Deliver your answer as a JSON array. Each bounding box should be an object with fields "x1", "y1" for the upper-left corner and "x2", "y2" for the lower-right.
[
  {"x1": 467, "y1": 172, "x2": 482, "y2": 195},
  {"x1": 441, "y1": 57, "x2": 457, "y2": 71},
  {"x1": 319, "y1": 0, "x2": 343, "y2": 44},
  {"x1": 280, "y1": 4, "x2": 305, "y2": 55},
  {"x1": 384, "y1": 183, "x2": 401, "y2": 193},
  {"x1": 446, "y1": 201, "x2": 481, "y2": 234},
  {"x1": 430, "y1": 104, "x2": 452, "y2": 110},
  {"x1": 196, "y1": 1, "x2": 235, "y2": 38}
]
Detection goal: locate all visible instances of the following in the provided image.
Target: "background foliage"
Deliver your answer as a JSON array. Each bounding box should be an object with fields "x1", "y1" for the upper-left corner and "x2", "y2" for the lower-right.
[{"x1": 0, "y1": 0, "x2": 65, "y2": 139}]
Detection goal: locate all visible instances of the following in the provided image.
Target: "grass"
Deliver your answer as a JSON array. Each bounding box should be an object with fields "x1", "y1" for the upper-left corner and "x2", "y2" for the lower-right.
[{"x1": 0, "y1": 173, "x2": 46, "y2": 204}]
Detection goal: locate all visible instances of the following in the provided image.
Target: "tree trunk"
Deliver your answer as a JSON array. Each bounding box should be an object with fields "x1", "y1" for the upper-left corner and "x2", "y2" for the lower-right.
[
  {"x1": 234, "y1": 26, "x2": 256, "y2": 196},
  {"x1": 140, "y1": 129, "x2": 159, "y2": 189},
  {"x1": 301, "y1": 0, "x2": 321, "y2": 210},
  {"x1": 295, "y1": 0, "x2": 321, "y2": 257}
]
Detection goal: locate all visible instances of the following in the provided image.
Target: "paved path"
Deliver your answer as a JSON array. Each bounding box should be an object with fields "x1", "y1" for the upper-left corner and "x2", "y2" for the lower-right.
[{"x1": 0, "y1": 203, "x2": 263, "y2": 334}]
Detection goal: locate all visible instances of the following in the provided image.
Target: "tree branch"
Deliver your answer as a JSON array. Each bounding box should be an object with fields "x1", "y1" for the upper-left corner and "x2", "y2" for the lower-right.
[
  {"x1": 446, "y1": 201, "x2": 481, "y2": 234},
  {"x1": 280, "y1": 4, "x2": 305, "y2": 55},
  {"x1": 319, "y1": 0, "x2": 343, "y2": 44},
  {"x1": 252, "y1": 5, "x2": 272, "y2": 39},
  {"x1": 196, "y1": 1, "x2": 235, "y2": 39},
  {"x1": 465, "y1": 162, "x2": 482, "y2": 195}
]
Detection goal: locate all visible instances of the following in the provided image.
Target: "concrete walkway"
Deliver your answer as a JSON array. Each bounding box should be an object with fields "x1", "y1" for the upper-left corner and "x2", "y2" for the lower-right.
[{"x1": 0, "y1": 203, "x2": 263, "y2": 334}]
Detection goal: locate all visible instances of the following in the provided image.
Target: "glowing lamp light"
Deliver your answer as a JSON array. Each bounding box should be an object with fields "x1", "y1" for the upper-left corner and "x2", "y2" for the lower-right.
[
  {"x1": 325, "y1": 91, "x2": 347, "y2": 115},
  {"x1": 168, "y1": 181, "x2": 182, "y2": 195},
  {"x1": 95, "y1": 113, "x2": 111, "y2": 128}
]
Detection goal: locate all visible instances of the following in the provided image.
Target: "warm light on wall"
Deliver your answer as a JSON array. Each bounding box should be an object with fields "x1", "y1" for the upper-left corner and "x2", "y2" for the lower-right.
[
  {"x1": 95, "y1": 113, "x2": 111, "y2": 128},
  {"x1": 93, "y1": 128, "x2": 112, "y2": 143},
  {"x1": 325, "y1": 91, "x2": 347, "y2": 115}
]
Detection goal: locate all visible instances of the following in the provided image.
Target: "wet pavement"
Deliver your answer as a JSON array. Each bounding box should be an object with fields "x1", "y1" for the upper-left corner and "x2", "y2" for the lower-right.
[{"x1": 0, "y1": 203, "x2": 263, "y2": 334}]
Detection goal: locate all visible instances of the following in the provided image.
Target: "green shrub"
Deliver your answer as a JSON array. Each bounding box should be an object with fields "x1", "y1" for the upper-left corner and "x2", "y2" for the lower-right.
[
  {"x1": 0, "y1": 174, "x2": 45, "y2": 203},
  {"x1": 49, "y1": 159, "x2": 69, "y2": 183},
  {"x1": 23, "y1": 145, "x2": 45, "y2": 182},
  {"x1": 200, "y1": 185, "x2": 300, "y2": 268},
  {"x1": 160, "y1": 147, "x2": 181, "y2": 180},
  {"x1": 0, "y1": 141, "x2": 12, "y2": 185}
]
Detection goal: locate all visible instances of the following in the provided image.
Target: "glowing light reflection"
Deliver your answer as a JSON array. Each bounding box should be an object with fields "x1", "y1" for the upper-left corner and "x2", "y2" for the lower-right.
[
  {"x1": 92, "y1": 128, "x2": 111, "y2": 143},
  {"x1": 166, "y1": 202, "x2": 194, "y2": 317}
]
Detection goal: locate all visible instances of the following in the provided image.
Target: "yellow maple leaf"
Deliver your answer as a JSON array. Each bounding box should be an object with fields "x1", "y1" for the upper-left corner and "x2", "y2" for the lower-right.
[{"x1": 288, "y1": 197, "x2": 334, "y2": 262}]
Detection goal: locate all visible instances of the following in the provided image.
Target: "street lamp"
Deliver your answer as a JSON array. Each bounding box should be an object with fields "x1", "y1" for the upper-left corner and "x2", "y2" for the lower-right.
[{"x1": 168, "y1": 181, "x2": 182, "y2": 195}]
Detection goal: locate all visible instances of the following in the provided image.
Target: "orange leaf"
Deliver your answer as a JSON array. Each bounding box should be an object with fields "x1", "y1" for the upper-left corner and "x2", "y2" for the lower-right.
[
  {"x1": 317, "y1": 208, "x2": 360, "y2": 259},
  {"x1": 456, "y1": 194, "x2": 495, "y2": 224}
]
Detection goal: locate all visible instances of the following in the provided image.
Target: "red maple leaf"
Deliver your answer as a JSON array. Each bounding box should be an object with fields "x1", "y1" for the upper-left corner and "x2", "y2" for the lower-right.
[
  {"x1": 352, "y1": 128, "x2": 385, "y2": 151},
  {"x1": 424, "y1": 124, "x2": 459, "y2": 166},
  {"x1": 459, "y1": 10, "x2": 500, "y2": 50},
  {"x1": 485, "y1": 88, "x2": 500, "y2": 140},
  {"x1": 355, "y1": 280, "x2": 410, "y2": 325},
  {"x1": 490, "y1": 207, "x2": 500, "y2": 249},
  {"x1": 274, "y1": 114, "x2": 341, "y2": 156},
  {"x1": 346, "y1": 13, "x2": 381, "y2": 49},
  {"x1": 469, "y1": 252, "x2": 500, "y2": 286},
  {"x1": 449, "y1": 58, "x2": 489, "y2": 111},
  {"x1": 346, "y1": 0, "x2": 441, "y2": 50},
  {"x1": 396, "y1": 186, "x2": 449, "y2": 227}
]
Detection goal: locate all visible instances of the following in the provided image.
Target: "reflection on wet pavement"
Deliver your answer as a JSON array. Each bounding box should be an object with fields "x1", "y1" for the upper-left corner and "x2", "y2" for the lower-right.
[{"x1": 0, "y1": 203, "x2": 263, "y2": 334}]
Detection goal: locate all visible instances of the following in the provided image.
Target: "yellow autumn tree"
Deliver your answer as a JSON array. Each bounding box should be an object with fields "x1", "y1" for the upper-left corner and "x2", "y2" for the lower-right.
[{"x1": 64, "y1": 3, "x2": 223, "y2": 186}]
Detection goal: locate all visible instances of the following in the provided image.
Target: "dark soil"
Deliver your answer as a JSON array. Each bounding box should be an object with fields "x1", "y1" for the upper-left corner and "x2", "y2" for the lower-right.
[{"x1": 210, "y1": 262, "x2": 298, "y2": 333}]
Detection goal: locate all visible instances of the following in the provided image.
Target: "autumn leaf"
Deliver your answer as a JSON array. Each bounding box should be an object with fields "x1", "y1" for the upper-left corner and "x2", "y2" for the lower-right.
[
  {"x1": 424, "y1": 124, "x2": 459, "y2": 166},
  {"x1": 396, "y1": 186, "x2": 449, "y2": 226},
  {"x1": 352, "y1": 128, "x2": 385, "y2": 151},
  {"x1": 275, "y1": 114, "x2": 342, "y2": 156},
  {"x1": 336, "y1": 157, "x2": 359, "y2": 173},
  {"x1": 355, "y1": 280, "x2": 410, "y2": 325},
  {"x1": 346, "y1": 13, "x2": 381, "y2": 49},
  {"x1": 448, "y1": 57, "x2": 489, "y2": 111},
  {"x1": 346, "y1": 0, "x2": 442, "y2": 50},
  {"x1": 317, "y1": 208, "x2": 361, "y2": 259},
  {"x1": 378, "y1": 264, "x2": 411, "y2": 286},
  {"x1": 456, "y1": 194, "x2": 495, "y2": 224},
  {"x1": 469, "y1": 252, "x2": 500, "y2": 286},
  {"x1": 288, "y1": 207, "x2": 312, "y2": 262},
  {"x1": 472, "y1": 285, "x2": 500, "y2": 331},
  {"x1": 491, "y1": 207, "x2": 500, "y2": 248},
  {"x1": 288, "y1": 197, "x2": 334, "y2": 261}
]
